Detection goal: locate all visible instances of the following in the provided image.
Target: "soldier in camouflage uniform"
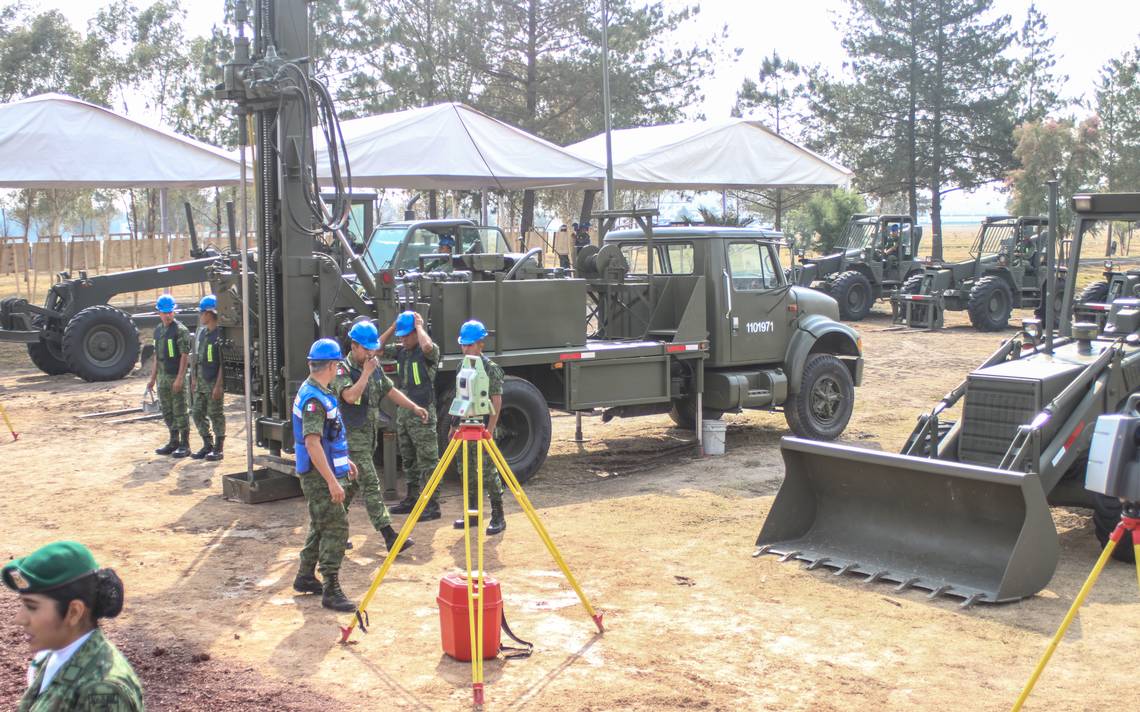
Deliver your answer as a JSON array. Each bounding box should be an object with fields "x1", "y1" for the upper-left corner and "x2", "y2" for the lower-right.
[
  {"x1": 147, "y1": 294, "x2": 191, "y2": 459},
  {"x1": 382, "y1": 311, "x2": 444, "y2": 521},
  {"x1": 291, "y1": 339, "x2": 360, "y2": 612},
  {"x1": 432, "y1": 232, "x2": 455, "y2": 272},
  {"x1": 4, "y1": 541, "x2": 143, "y2": 711},
  {"x1": 451, "y1": 319, "x2": 507, "y2": 536},
  {"x1": 190, "y1": 295, "x2": 226, "y2": 461},
  {"x1": 333, "y1": 320, "x2": 431, "y2": 552}
]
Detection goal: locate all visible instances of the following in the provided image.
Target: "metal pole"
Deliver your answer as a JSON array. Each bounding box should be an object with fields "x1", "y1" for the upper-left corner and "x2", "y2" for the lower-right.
[
  {"x1": 481, "y1": 188, "x2": 489, "y2": 225},
  {"x1": 601, "y1": 0, "x2": 615, "y2": 210},
  {"x1": 575, "y1": 412, "x2": 584, "y2": 443},
  {"x1": 1045, "y1": 179, "x2": 1058, "y2": 355},
  {"x1": 239, "y1": 116, "x2": 255, "y2": 482}
]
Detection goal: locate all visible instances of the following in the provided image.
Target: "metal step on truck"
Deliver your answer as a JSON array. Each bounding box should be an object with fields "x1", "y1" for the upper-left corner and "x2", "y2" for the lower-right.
[{"x1": 206, "y1": 208, "x2": 865, "y2": 487}]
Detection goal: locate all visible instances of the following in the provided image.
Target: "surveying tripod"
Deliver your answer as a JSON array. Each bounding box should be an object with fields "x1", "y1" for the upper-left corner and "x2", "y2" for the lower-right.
[
  {"x1": 1010, "y1": 502, "x2": 1140, "y2": 711},
  {"x1": 339, "y1": 420, "x2": 605, "y2": 706}
]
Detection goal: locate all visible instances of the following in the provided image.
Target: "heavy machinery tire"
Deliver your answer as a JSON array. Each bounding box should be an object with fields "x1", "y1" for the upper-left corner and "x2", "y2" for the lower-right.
[
  {"x1": 900, "y1": 273, "x2": 925, "y2": 295},
  {"x1": 1091, "y1": 493, "x2": 1136, "y2": 563},
  {"x1": 784, "y1": 354, "x2": 854, "y2": 441},
  {"x1": 967, "y1": 276, "x2": 1013, "y2": 332},
  {"x1": 26, "y1": 315, "x2": 69, "y2": 375},
  {"x1": 62, "y1": 305, "x2": 140, "y2": 382},
  {"x1": 1078, "y1": 281, "x2": 1109, "y2": 304},
  {"x1": 435, "y1": 377, "x2": 552, "y2": 483},
  {"x1": 830, "y1": 270, "x2": 874, "y2": 321},
  {"x1": 668, "y1": 396, "x2": 725, "y2": 430}
]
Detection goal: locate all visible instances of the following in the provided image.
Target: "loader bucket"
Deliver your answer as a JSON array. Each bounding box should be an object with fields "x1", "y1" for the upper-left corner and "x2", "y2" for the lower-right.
[{"x1": 755, "y1": 437, "x2": 1059, "y2": 605}]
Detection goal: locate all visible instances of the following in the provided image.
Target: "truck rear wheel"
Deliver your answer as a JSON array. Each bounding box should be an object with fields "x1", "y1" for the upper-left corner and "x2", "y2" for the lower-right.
[
  {"x1": 785, "y1": 354, "x2": 854, "y2": 440},
  {"x1": 27, "y1": 315, "x2": 69, "y2": 375},
  {"x1": 1078, "y1": 281, "x2": 1109, "y2": 303},
  {"x1": 831, "y1": 270, "x2": 873, "y2": 321},
  {"x1": 668, "y1": 397, "x2": 724, "y2": 430},
  {"x1": 62, "y1": 305, "x2": 140, "y2": 382},
  {"x1": 1092, "y1": 493, "x2": 1136, "y2": 563},
  {"x1": 967, "y1": 276, "x2": 1013, "y2": 332}
]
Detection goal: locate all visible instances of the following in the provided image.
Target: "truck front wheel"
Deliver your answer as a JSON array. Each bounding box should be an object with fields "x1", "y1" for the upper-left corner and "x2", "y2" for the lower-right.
[
  {"x1": 785, "y1": 354, "x2": 854, "y2": 440},
  {"x1": 831, "y1": 270, "x2": 874, "y2": 321},
  {"x1": 62, "y1": 305, "x2": 140, "y2": 382}
]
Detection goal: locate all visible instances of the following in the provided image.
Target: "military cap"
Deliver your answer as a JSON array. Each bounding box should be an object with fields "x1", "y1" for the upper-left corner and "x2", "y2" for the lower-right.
[{"x1": 2, "y1": 541, "x2": 99, "y2": 593}]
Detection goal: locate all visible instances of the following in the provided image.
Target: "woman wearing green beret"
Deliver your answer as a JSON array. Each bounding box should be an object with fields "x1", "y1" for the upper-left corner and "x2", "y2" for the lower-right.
[{"x1": 3, "y1": 541, "x2": 144, "y2": 711}]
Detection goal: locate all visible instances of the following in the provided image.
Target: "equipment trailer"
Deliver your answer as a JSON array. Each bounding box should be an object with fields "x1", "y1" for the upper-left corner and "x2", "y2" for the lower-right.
[{"x1": 757, "y1": 192, "x2": 1140, "y2": 606}]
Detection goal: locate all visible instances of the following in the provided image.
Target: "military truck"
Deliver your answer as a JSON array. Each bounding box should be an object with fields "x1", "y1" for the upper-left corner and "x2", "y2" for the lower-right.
[
  {"x1": 207, "y1": 212, "x2": 864, "y2": 484},
  {"x1": 756, "y1": 192, "x2": 1140, "y2": 607},
  {"x1": 791, "y1": 214, "x2": 923, "y2": 321},
  {"x1": 891, "y1": 215, "x2": 1057, "y2": 331}
]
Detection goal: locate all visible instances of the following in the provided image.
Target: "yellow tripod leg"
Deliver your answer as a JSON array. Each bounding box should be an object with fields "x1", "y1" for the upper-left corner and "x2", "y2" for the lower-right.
[
  {"x1": 339, "y1": 436, "x2": 462, "y2": 643},
  {"x1": 1010, "y1": 529, "x2": 1120, "y2": 711},
  {"x1": 0, "y1": 402, "x2": 17, "y2": 441},
  {"x1": 461, "y1": 439, "x2": 487, "y2": 705},
  {"x1": 1133, "y1": 529, "x2": 1140, "y2": 596},
  {"x1": 476, "y1": 439, "x2": 486, "y2": 702},
  {"x1": 485, "y1": 438, "x2": 604, "y2": 633}
]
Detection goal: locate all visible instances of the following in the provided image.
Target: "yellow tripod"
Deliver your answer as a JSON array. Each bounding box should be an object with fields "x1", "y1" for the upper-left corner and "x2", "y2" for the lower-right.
[
  {"x1": 1010, "y1": 506, "x2": 1140, "y2": 711},
  {"x1": 0, "y1": 401, "x2": 18, "y2": 443},
  {"x1": 339, "y1": 421, "x2": 605, "y2": 707}
]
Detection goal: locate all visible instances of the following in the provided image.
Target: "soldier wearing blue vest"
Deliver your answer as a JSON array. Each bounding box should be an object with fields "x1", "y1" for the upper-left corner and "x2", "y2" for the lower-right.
[
  {"x1": 291, "y1": 338, "x2": 360, "y2": 612},
  {"x1": 190, "y1": 295, "x2": 226, "y2": 461},
  {"x1": 146, "y1": 294, "x2": 191, "y2": 459}
]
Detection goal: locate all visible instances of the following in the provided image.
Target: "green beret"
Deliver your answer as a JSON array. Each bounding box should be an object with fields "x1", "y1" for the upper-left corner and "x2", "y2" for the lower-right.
[{"x1": 2, "y1": 541, "x2": 99, "y2": 594}]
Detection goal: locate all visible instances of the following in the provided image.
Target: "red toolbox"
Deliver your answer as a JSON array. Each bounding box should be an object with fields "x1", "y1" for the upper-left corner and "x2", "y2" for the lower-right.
[{"x1": 437, "y1": 572, "x2": 502, "y2": 661}]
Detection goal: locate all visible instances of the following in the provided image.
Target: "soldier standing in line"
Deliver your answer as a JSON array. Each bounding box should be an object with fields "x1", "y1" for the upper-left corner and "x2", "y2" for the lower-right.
[
  {"x1": 190, "y1": 295, "x2": 226, "y2": 461},
  {"x1": 146, "y1": 294, "x2": 191, "y2": 459},
  {"x1": 333, "y1": 320, "x2": 431, "y2": 552},
  {"x1": 4, "y1": 541, "x2": 143, "y2": 711},
  {"x1": 450, "y1": 319, "x2": 507, "y2": 536},
  {"x1": 384, "y1": 311, "x2": 444, "y2": 521},
  {"x1": 291, "y1": 338, "x2": 360, "y2": 612}
]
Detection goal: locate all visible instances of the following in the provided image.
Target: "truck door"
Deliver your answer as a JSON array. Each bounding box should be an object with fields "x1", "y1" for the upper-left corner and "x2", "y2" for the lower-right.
[{"x1": 725, "y1": 240, "x2": 789, "y2": 365}]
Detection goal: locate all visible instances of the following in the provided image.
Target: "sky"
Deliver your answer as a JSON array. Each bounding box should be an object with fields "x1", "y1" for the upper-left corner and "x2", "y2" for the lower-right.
[{"x1": 25, "y1": 0, "x2": 1140, "y2": 217}]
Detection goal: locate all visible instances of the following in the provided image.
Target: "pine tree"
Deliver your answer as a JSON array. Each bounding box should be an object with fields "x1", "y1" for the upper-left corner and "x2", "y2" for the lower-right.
[
  {"x1": 1095, "y1": 47, "x2": 1140, "y2": 192},
  {"x1": 1012, "y1": 2, "x2": 1066, "y2": 122}
]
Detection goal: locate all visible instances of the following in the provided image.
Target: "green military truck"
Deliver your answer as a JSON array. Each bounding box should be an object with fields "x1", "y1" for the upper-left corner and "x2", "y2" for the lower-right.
[{"x1": 209, "y1": 212, "x2": 864, "y2": 483}]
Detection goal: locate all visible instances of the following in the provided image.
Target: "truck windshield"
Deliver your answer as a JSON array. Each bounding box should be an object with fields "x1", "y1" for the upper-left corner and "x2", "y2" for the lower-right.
[
  {"x1": 362, "y1": 228, "x2": 408, "y2": 272},
  {"x1": 459, "y1": 227, "x2": 511, "y2": 255},
  {"x1": 971, "y1": 220, "x2": 1018, "y2": 258},
  {"x1": 618, "y1": 242, "x2": 694, "y2": 274},
  {"x1": 843, "y1": 220, "x2": 879, "y2": 250}
]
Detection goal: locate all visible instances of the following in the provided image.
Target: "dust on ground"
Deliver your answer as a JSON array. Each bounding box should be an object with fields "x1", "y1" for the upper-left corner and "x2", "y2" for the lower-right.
[{"x1": 0, "y1": 304, "x2": 1136, "y2": 711}]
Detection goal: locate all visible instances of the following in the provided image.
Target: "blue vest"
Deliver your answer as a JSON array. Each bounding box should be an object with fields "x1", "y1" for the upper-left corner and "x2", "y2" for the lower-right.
[{"x1": 292, "y1": 380, "x2": 351, "y2": 478}]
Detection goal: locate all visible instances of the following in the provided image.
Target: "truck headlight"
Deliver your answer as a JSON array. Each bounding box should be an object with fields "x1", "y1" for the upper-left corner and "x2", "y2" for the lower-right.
[{"x1": 1072, "y1": 195, "x2": 1093, "y2": 212}]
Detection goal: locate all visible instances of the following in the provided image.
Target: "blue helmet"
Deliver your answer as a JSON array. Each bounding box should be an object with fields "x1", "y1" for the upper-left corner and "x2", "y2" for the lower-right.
[
  {"x1": 458, "y1": 319, "x2": 487, "y2": 345},
  {"x1": 347, "y1": 320, "x2": 380, "y2": 350},
  {"x1": 438, "y1": 233, "x2": 455, "y2": 248},
  {"x1": 394, "y1": 311, "x2": 416, "y2": 337},
  {"x1": 199, "y1": 294, "x2": 218, "y2": 313},
  {"x1": 308, "y1": 338, "x2": 343, "y2": 361},
  {"x1": 156, "y1": 295, "x2": 176, "y2": 313}
]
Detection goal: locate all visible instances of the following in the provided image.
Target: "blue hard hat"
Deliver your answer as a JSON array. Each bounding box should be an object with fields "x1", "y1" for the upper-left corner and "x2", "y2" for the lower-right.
[
  {"x1": 438, "y1": 233, "x2": 455, "y2": 248},
  {"x1": 458, "y1": 319, "x2": 487, "y2": 345},
  {"x1": 156, "y1": 295, "x2": 176, "y2": 313},
  {"x1": 347, "y1": 320, "x2": 380, "y2": 350},
  {"x1": 308, "y1": 338, "x2": 343, "y2": 361},
  {"x1": 394, "y1": 311, "x2": 416, "y2": 337},
  {"x1": 199, "y1": 294, "x2": 218, "y2": 312}
]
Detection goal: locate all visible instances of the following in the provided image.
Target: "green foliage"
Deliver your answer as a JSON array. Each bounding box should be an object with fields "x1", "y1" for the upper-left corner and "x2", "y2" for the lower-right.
[
  {"x1": 1007, "y1": 118, "x2": 1100, "y2": 234},
  {"x1": 785, "y1": 188, "x2": 867, "y2": 253},
  {"x1": 1012, "y1": 2, "x2": 1066, "y2": 122},
  {"x1": 695, "y1": 207, "x2": 754, "y2": 227},
  {"x1": 733, "y1": 52, "x2": 805, "y2": 138},
  {"x1": 1095, "y1": 47, "x2": 1140, "y2": 192}
]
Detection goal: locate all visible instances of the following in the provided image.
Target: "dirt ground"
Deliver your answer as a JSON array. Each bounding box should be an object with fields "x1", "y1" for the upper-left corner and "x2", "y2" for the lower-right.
[{"x1": 1, "y1": 304, "x2": 1137, "y2": 711}]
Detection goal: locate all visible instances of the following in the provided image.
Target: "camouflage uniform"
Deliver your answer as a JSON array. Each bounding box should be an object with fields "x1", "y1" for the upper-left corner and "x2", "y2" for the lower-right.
[
  {"x1": 462, "y1": 356, "x2": 506, "y2": 506},
  {"x1": 332, "y1": 357, "x2": 394, "y2": 530},
  {"x1": 18, "y1": 629, "x2": 144, "y2": 711},
  {"x1": 384, "y1": 342, "x2": 441, "y2": 495},
  {"x1": 191, "y1": 326, "x2": 225, "y2": 441},
  {"x1": 154, "y1": 320, "x2": 191, "y2": 430},
  {"x1": 297, "y1": 379, "x2": 350, "y2": 579}
]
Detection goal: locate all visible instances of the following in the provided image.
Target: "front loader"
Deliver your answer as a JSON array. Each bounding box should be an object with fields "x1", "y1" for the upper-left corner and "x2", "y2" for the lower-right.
[{"x1": 757, "y1": 192, "x2": 1140, "y2": 605}]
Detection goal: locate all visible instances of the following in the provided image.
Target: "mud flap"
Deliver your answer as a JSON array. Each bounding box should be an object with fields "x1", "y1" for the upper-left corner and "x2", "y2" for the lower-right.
[{"x1": 755, "y1": 437, "x2": 1059, "y2": 604}]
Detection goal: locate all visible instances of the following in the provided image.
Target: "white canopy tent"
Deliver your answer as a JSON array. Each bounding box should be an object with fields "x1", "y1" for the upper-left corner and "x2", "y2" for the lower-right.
[
  {"x1": 565, "y1": 119, "x2": 852, "y2": 191},
  {"x1": 0, "y1": 93, "x2": 242, "y2": 188},
  {"x1": 316, "y1": 102, "x2": 604, "y2": 191}
]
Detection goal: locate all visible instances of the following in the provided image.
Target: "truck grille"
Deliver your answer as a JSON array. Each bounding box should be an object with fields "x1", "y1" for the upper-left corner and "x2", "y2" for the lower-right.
[{"x1": 959, "y1": 378, "x2": 1040, "y2": 467}]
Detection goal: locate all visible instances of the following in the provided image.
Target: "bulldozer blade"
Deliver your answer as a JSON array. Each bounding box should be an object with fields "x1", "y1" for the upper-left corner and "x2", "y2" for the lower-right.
[{"x1": 755, "y1": 437, "x2": 1059, "y2": 604}]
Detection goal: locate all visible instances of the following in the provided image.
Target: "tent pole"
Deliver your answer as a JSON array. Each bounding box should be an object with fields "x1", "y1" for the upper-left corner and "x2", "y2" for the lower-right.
[
  {"x1": 481, "y1": 188, "x2": 489, "y2": 225},
  {"x1": 601, "y1": 0, "x2": 615, "y2": 211}
]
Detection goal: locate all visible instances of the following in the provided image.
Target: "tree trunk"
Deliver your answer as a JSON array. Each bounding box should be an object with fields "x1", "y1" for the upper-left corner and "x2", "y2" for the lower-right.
[
  {"x1": 428, "y1": 190, "x2": 438, "y2": 219},
  {"x1": 579, "y1": 190, "x2": 597, "y2": 227},
  {"x1": 929, "y1": 0, "x2": 945, "y2": 261},
  {"x1": 774, "y1": 189, "x2": 783, "y2": 230},
  {"x1": 521, "y1": 190, "x2": 536, "y2": 234},
  {"x1": 906, "y1": 2, "x2": 920, "y2": 223}
]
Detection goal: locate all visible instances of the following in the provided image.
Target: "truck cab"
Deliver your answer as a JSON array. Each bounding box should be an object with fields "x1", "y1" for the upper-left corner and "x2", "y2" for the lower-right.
[{"x1": 361, "y1": 219, "x2": 514, "y2": 274}]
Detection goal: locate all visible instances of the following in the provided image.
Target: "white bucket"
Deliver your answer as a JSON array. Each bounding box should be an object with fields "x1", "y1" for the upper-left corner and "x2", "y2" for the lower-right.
[{"x1": 701, "y1": 419, "x2": 727, "y2": 456}]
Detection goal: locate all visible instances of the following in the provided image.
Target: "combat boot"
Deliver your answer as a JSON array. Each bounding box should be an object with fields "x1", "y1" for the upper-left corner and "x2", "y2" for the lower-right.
[
  {"x1": 486, "y1": 500, "x2": 506, "y2": 536},
  {"x1": 389, "y1": 485, "x2": 420, "y2": 514},
  {"x1": 321, "y1": 573, "x2": 356, "y2": 612},
  {"x1": 292, "y1": 565, "x2": 322, "y2": 594},
  {"x1": 171, "y1": 429, "x2": 191, "y2": 458},
  {"x1": 420, "y1": 498, "x2": 441, "y2": 521},
  {"x1": 191, "y1": 434, "x2": 214, "y2": 460},
  {"x1": 155, "y1": 428, "x2": 178, "y2": 456},
  {"x1": 205, "y1": 436, "x2": 225, "y2": 461},
  {"x1": 380, "y1": 525, "x2": 413, "y2": 553}
]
